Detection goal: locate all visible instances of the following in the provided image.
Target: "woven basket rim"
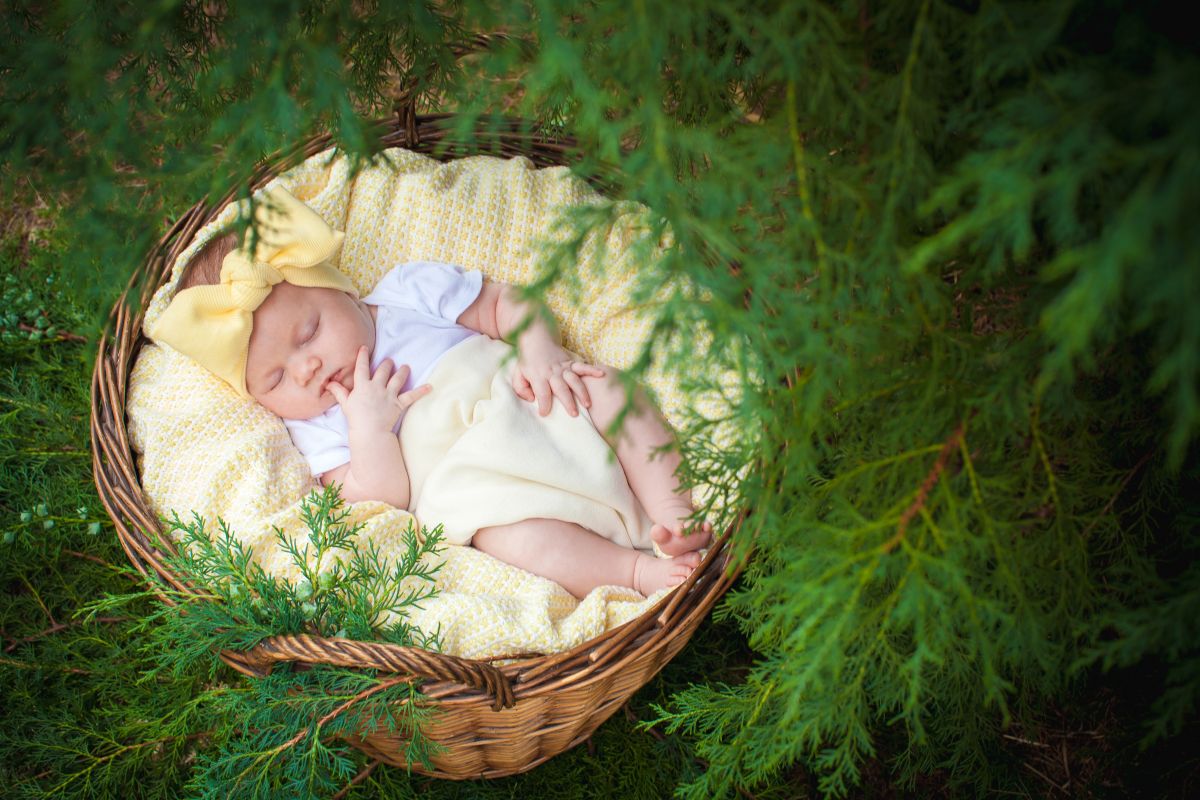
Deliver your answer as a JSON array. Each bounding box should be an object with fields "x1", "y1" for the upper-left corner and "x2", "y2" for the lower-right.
[{"x1": 89, "y1": 111, "x2": 745, "y2": 747}]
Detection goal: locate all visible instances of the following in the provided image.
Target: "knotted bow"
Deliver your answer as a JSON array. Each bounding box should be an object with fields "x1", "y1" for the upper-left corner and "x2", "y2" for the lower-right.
[{"x1": 149, "y1": 187, "x2": 355, "y2": 397}]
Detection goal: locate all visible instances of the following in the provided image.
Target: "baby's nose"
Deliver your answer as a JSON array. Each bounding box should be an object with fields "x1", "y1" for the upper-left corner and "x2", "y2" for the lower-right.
[{"x1": 292, "y1": 355, "x2": 320, "y2": 384}]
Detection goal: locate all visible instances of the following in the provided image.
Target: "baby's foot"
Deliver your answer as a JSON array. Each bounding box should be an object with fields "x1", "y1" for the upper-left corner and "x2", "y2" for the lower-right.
[
  {"x1": 650, "y1": 517, "x2": 714, "y2": 556},
  {"x1": 632, "y1": 551, "x2": 703, "y2": 596}
]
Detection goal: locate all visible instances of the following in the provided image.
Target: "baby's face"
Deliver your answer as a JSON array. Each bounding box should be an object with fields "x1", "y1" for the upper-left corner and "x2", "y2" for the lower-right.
[{"x1": 245, "y1": 282, "x2": 376, "y2": 419}]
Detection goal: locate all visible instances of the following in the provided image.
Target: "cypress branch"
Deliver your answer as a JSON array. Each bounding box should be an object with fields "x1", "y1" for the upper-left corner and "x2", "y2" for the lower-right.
[{"x1": 76, "y1": 485, "x2": 445, "y2": 798}]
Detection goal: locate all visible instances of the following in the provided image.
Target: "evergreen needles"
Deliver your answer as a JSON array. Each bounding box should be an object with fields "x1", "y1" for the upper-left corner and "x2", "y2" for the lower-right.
[
  {"x1": 78, "y1": 486, "x2": 446, "y2": 799},
  {"x1": 468, "y1": 1, "x2": 1200, "y2": 795}
]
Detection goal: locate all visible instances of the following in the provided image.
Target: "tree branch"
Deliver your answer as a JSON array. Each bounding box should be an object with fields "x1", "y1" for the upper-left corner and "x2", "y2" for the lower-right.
[{"x1": 886, "y1": 420, "x2": 966, "y2": 552}]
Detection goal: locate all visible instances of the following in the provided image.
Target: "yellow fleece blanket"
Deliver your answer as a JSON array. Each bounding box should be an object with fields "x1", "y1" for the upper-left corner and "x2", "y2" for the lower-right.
[{"x1": 129, "y1": 147, "x2": 731, "y2": 660}]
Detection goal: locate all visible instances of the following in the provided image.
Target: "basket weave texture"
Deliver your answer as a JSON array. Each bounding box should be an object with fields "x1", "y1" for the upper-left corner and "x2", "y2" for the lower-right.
[{"x1": 90, "y1": 113, "x2": 742, "y2": 779}]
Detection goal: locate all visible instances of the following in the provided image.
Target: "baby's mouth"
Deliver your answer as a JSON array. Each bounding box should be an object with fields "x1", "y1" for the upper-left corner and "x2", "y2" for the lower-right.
[{"x1": 323, "y1": 368, "x2": 346, "y2": 395}]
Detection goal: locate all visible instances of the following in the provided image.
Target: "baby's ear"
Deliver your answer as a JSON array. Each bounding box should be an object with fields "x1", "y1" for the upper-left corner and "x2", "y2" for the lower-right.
[{"x1": 178, "y1": 232, "x2": 238, "y2": 291}]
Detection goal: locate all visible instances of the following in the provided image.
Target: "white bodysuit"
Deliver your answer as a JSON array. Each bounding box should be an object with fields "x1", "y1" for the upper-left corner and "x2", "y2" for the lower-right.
[{"x1": 284, "y1": 260, "x2": 483, "y2": 477}]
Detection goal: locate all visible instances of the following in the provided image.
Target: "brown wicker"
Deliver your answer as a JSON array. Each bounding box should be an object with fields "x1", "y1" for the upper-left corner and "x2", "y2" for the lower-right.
[{"x1": 90, "y1": 109, "x2": 745, "y2": 779}]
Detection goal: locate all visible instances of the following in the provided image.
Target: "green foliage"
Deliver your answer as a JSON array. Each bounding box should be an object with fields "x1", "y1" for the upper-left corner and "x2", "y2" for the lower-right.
[
  {"x1": 4, "y1": 0, "x2": 1200, "y2": 797},
  {"x1": 0, "y1": 0, "x2": 467, "y2": 324},
  {"x1": 76, "y1": 486, "x2": 446, "y2": 798},
  {"x1": 136, "y1": 486, "x2": 444, "y2": 659},
  {"x1": 1079, "y1": 484, "x2": 1200, "y2": 747},
  {"x1": 173, "y1": 665, "x2": 434, "y2": 800},
  {"x1": 455, "y1": 0, "x2": 1200, "y2": 795},
  {"x1": 0, "y1": 229, "x2": 207, "y2": 799}
]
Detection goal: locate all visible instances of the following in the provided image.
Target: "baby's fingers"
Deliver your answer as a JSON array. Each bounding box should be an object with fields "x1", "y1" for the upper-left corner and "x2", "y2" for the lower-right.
[
  {"x1": 353, "y1": 346, "x2": 371, "y2": 381},
  {"x1": 373, "y1": 357, "x2": 395, "y2": 383},
  {"x1": 534, "y1": 381, "x2": 554, "y2": 416},
  {"x1": 570, "y1": 362, "x2": 606, "y2": 378},
  {"x1": 550, "y1": 375, "x2": 578, "y2": 417},
  {"x1": 386, "y1": 363, "x2": 412, "y2": 392},
  {"x1": 563, "y1": 370, "x2": 591, "y2": 410},
  {"x1": 327, "y1": 381, "x2": 349, "y2": 404},
  {"x1": 395, "y1": 383, "x2": 432, "y2": 411},
  {"x1": 512, "y1": 373, "x2": 535, "y2": 403}
]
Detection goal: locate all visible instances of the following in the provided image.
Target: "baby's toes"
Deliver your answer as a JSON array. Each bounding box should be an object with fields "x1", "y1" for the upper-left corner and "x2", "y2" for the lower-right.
[
  {"x1": 650, "y1": 523, "x2": 678, "y2": 546},
  {"x1": 687, "y1": 523, "x2": 713, "y2": 549},
  {"x1": 667, "y1": 564, "x2": 696, "y2": 585},
  {"x1": 667, "y1": 570, "x2": 689, "y2": 587},
  {"x1": 669, "y1": 553, "x2": 700, "y2": 578}
]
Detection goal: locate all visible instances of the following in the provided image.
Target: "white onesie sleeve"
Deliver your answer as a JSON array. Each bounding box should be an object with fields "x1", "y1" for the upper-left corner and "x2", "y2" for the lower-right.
[
  {"x1": 364, "y1": 260, "x2": 484, "y2": 323},
  {"x1": 284, "y1": 406, "x2": 354, "y2": 478}
]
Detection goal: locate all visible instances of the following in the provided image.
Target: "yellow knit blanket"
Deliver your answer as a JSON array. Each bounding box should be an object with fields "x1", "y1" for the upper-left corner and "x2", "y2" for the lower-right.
[{"x1": 129, "y1": 147, "x2": 727, "y2": 659}]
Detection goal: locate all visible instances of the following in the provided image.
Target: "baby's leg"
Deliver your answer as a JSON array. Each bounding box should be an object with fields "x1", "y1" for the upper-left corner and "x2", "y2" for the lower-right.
[
  {"x1": 473, "y1": 518, "x2": 701, "y2": 599},
  {"x1": 581, "y1": 371, "x2": 712, "y2": 556}
]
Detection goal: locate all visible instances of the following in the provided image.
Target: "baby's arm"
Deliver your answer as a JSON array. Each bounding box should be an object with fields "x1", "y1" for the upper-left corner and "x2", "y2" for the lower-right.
[
  {"x1": 322, "y1": 346, "x2": 429, "y2": 508},
  {"x1": 456, "y1": 280, "x2": 603, "y2": 416}
]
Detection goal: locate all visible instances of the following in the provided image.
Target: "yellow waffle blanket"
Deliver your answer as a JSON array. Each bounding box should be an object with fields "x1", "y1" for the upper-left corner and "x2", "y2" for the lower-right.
[{"x1": 130, "y1": 147, "x2": 729, "y2": 660}]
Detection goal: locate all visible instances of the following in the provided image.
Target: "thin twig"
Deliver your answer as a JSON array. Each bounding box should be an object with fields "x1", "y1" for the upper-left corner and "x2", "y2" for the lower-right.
[
  {"x1": 332, "y1": 758, "x2": 380, "y2": 800},
  {"x1": 61, "y1": 550, "x2": 144, "y2": 583},
  {"x1": 65, "y1": 731, "x2": 211, "y2": 774},
  {"x1": 1021, "y1": 760, "x2": 1069, "y2": 795},
  {"x1": 1079, "y1": 450, "x2": 1155, "y2": 539},
  {"x1": 14, "y1": 571, "x2": 56, "y2": 627},
  {"x1": 1002, "y1": 733, "x2": 1050, "y2": 748},
  {"x1": 885, "y1": 421, "x2": 965, "y2": 552},
  {"x1": 625, "y1": 704, "x2": 666, "y2": 741},
  {"x1": 0, "y1": 655, "x2": 90, "y2": 675},
  {"x1": 277, "y1": 675, "x2": 413, "y2": 753},
  {"x1": 15, "y1": 321, "x2": 88, "y2": 343},
  {"x1": 5, "y1": 616, "x2": 128, "y2": 652}
]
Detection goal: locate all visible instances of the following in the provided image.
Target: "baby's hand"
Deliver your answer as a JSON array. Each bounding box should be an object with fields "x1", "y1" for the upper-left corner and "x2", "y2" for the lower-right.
[
  {"x1": 514, "y1": 342, "x2": 605, "y2": 417},
  {"x1": 328, "y1": 346, "x2": 430, "y2": 433}
]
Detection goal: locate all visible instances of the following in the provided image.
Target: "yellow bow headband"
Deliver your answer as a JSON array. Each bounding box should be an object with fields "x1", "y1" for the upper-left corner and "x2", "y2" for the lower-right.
[{"x1": 149, "y1": 187, "x2": 355, "y2": 397}]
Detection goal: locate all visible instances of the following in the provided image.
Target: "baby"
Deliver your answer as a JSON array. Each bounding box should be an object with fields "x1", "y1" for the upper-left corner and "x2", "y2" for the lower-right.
[{"x1": 152, "y1": 188, "x2": 710, "y2": 598}]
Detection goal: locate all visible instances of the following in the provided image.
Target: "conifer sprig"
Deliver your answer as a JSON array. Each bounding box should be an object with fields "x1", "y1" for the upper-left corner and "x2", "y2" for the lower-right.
[
  {"x1": 182, "y1": 665, "x2": 440, "y2": 800},
  {"x1": 76, "y1": 485, "x2": 446, "y2": 798}
]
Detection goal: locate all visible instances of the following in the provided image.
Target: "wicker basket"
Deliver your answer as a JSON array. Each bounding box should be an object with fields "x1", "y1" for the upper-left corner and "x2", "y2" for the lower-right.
[{"x1": 90, "y1": 110, "x2": 744, "y2": 779}]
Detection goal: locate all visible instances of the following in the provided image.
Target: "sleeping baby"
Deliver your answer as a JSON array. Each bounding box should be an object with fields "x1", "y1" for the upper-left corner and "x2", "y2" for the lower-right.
[{"x1": 150, "y1": 187, "x2": 711, "y2": 599}]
